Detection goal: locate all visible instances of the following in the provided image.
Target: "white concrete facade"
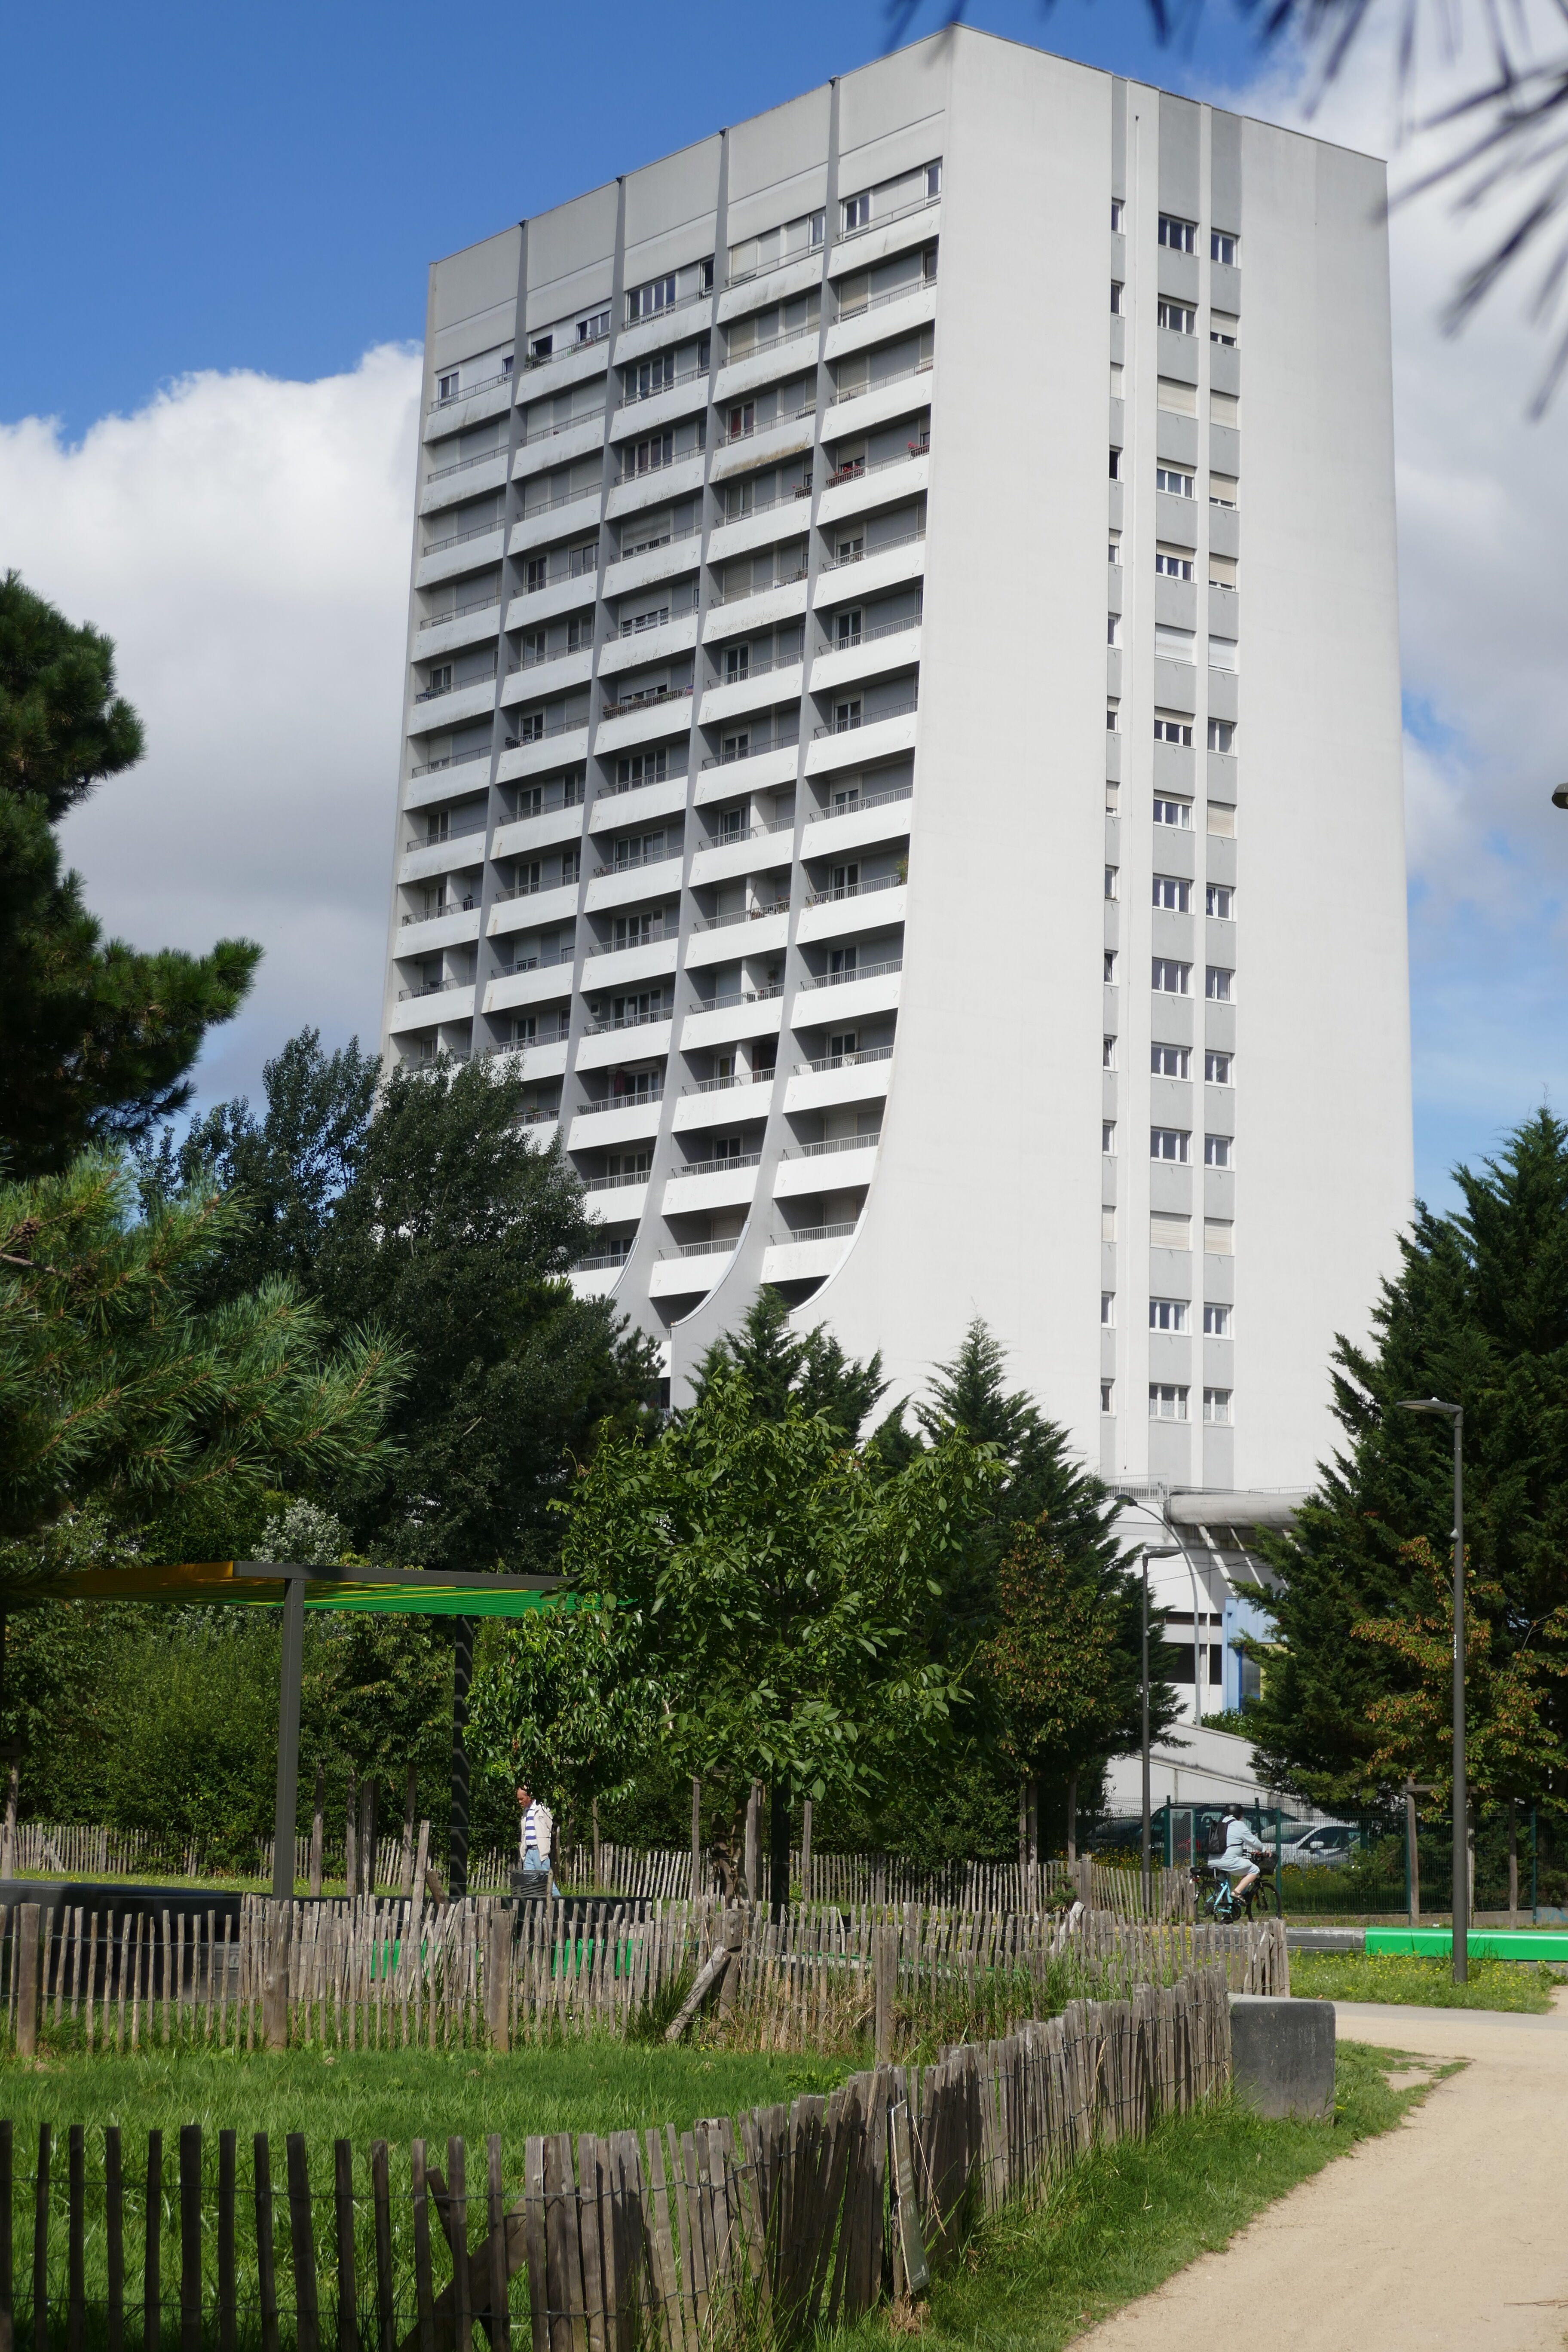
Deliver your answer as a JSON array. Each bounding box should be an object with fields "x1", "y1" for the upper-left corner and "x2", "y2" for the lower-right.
[{"x1": 380, "y1": 28, "x2": 1412, "y2": 1498}]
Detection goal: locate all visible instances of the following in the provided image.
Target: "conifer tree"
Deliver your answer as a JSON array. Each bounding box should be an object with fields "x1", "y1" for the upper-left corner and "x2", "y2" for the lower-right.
[{"x1": 689, "y1": 1285, "x2": 888, "y2": 1434}]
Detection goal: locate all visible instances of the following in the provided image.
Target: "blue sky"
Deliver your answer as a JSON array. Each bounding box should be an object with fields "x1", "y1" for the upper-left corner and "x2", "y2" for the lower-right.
[{"x1": 5, "y1": 0, "x2": 1568, "y2": 1223}]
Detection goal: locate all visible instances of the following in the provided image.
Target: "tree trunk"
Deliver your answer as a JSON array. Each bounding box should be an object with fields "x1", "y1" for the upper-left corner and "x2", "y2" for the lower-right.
[
  {"x1": 1017, "y1": 1779, "x2": 1028, "y2": 1874},
  {"x1": 1, "y1": 1746, "x2": 18, "y2": 1883},
  {"x1": 1066, "y1": 1770, "x2": 1078, "y2": 1865},
  {"x1": 308, "y1": 1761, "x2": 325, "y2": 1899},
  {"x1": 1026, "y1": 1776, "x2": 1039, "y2": 1868},
  {"x1": 769, "y1": 1781, "x2": 790, "y2": 1921},
  {"x1": 449, "y1": 1615, "x2": 473, "y2": 1902},
  {"x1": 689, "y1": 1776, "x2": 702, "y2": 1898},
  {"x1": 591, "y1": 1797, "x2": 601, "y2": 1889},
  {"x1": 360, "y1": 1777, "x2": 377, "y2": 1898}
]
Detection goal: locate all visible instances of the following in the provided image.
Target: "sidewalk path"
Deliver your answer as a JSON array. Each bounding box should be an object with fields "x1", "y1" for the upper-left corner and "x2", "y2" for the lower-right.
[{"x1": 1075, "y1": 1999, "x2": 1568, "y2": 2351}]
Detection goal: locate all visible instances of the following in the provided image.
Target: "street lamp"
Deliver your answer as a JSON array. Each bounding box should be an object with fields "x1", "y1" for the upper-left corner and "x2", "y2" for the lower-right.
[
  {"x1": 1396, "y1": 1397, "x2": 1467, "y2": 1983},
  {"x1": 1139, "y1": 1546, "x2": 1183, "y2": 1911},
  {"x1": 1552, "y1": 784, "x2": 1568, "y2": 809}
]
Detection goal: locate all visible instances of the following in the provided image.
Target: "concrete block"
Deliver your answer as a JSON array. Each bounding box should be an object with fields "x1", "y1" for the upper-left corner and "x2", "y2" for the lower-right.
[
  {"x1": 1229, "y1": 1994, "x2": 1335, "y2": 2121},
  {"x1": 1285, "y1": 1926, "x2": 1364, "y2": 1956}
]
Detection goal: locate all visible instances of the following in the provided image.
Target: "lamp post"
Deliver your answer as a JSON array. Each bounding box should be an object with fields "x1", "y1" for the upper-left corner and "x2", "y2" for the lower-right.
[
  {"x1": 1139, "y1": 1546, "x2": 1182, "y2": 1911},
  {"x1": 1396, "y1": 1397, "x2": 1466, "y2": 1983}
]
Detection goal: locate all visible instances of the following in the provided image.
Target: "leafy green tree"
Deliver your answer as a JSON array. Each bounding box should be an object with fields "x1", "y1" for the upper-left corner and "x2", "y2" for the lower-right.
[
  {"x1": 556, "y1": 1365, "x2": 999, "y2": 1906},
  {"x1": 311, "y1": 1057, "x2": 659, "y2": 1575},
  {"x1": 0, "y1": 1152, "x2": 404, "y2": 1544},
  {"x1": 468, "y1": 1597, "x2": 662, "y2": 1843},
  {"x1": 689, "y1": 1286, "x2": 888, "y2": 1433},
  {"x1": 1248, "y1": 1110, "x2": 1568, "y2": 1805},
  {"x1": 0, "y1": 573, "x2": 259, "y2": 1173}
]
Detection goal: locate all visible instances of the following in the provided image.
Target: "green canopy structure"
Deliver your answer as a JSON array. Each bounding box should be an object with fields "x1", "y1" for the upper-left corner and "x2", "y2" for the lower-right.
[{"x1": 0, "y1": 1559, "x2": 562, "y2": 1899}]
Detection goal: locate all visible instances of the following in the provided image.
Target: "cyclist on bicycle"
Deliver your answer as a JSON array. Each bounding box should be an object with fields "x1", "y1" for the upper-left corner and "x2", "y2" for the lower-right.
[{"x1": 1213, "y1": 1807, "x2": 1268, "y2": 1906}]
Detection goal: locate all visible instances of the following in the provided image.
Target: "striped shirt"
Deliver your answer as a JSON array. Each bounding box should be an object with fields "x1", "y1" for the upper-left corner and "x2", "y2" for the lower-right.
[{"x1": 520, "y1": 1800, "x2": 553, "y2": 1862}]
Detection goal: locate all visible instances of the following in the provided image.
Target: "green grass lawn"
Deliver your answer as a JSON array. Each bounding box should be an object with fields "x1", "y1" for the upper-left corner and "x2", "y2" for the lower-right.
[
  {"x1": 1290, "y1": 1950, "x2": 1559, "y2": 2011},
  {"x1": 0, "y1": 2037, "x2": 851, "y2": 2164},
  {"x1": 833, "y1": 2043, "x2": 1447, "y2": 2352}
]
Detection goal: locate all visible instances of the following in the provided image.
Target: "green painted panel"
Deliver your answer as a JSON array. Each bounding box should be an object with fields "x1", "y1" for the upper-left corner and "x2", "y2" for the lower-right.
[{"x1": 1365, "y1": 1927, "x2": 1568, "y2": 1961}]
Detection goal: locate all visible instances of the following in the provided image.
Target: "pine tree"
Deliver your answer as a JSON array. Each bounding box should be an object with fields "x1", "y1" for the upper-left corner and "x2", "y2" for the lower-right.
[
  {"x1": 0, "y1": 574, "x2": 260, "y2": 1173},
  {"x1": 689, "y1": 1285, "x2": 888, "y2": 1434},
  {"x1": 1250, "y1": 1109, "x2": 1568, "y2": 1805}
]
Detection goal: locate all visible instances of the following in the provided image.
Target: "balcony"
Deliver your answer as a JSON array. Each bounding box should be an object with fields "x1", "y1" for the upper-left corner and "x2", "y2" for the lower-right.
[
  {"x1": 413, "y1": 672, "x2": 496, "y2": 706},
  {"x1": 423, "y1": 518, "x2": 504, "y2": 559},
  {"x1": 675, "y1": 1150, "x2": 762, "y2": 1178},
  {"x1": 397, "y1": 977, "x2": 473, "y2": 1002},
  {"x1": 592, "y1": 844, "x2": 682, "y2": 879},
  {"x1": 418, "y1": 592, "x2": 502, "y2": 632},
  {"x1": 408, "y1": 747, "x2": 494, "y2": 782},
  {"x1": 600, "y1": 683, "x2": 694, "y2": 721},
  {"x1": 835, "y1": 279, "x2": 935, "y2": 326},
  {"x1": 813, "y1": 692, "x2": 917, "y2": 739},
  {"x1": 832, "y1": 187, "x2": 940, "y2": 251},
  {"x1": 708, "y1": 569, "x2": 809, "y2": 611},
  {"x1": 585, "y1": 927, "x2": 679, "y2": 958},
  {"x1": 582, "y1": 1005, "x2": 672, "y2": 1036},
  {"x1": 693, "y1": 901, "x2": 790, "y2": 932},
  {"x1": 789, "y1": 1133, "x2": 881, "y2": 1158},
  {"x1": 431, "y1": 367, "x2": 512, "y2": 412},
  {"x1": 804, "y1": 875, "x2": 903, "y2": 909},
  {"x1": 805, "y1": 780, "x2": 913, "y2": 821},
  {"x1": 795, "y1": 1045, "x2": 894, "y2": 1075},
  {"x1": 426, "y1": 450, "x2": 505, "y2": 487},
  {"x1": 404, "y1": 822, "x2": 486, "y2": 852},
  {"x1": 778, "y1": 1221, "x2": 857, "y2": 1243},
  {"x1": 701, "y1": 819, "x2": 793, "y2": 850},
  {"x1": 522, "y1": 404, "x2": 607, "y2": 444},
  {"x1": 699, "y1": 726, "x2": 799, "y2": 769},
  {"x1": 401, "y1": 894, "x2": 477, "y2": 925},
  {"x1": 801, "y1": 958, "x2": 902, "y2": 989},
  {"x1": 521, "y1": 482, "x2": 605, "y2": 521},
  {"x1": 522, "y1": 326, "x2": 611, "y2": 371},
  {"x1": 813, "y1": 613, "x2": 922, "y2": 659},
  {"x1": 689, "y1": 1069, "x2": 775, "y2": 1096},
  {"x1": 584, "y1": 1169, "x2": 654, "y2": 1194},
  {"x1": 579, "y1": 1246, "x2": 632, "y2": 1272},
  {"x1": 827, "y1": 359, "x2": 933, "y2": 410},
  {"x1": 817, "y1": 528, "x2": 925, "y2": 576}
]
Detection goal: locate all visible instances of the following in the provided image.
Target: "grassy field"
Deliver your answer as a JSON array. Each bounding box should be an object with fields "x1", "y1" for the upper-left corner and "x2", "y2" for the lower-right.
[
  {"x1": 0, "y1": 2037, "x2": 852, "y2": 2159},
  {"x1": 833, "y1": 2042, "x2": 1447, "y2": 2352},
  {"x1": 1290, "y1": 1950, "x2": 1559, "y2": 2011}
]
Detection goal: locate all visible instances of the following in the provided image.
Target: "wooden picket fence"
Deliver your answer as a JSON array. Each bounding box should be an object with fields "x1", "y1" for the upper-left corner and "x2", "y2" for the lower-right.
[
  {"x1": 0, "y1": 1889, "x2": 1287, "y2": 2061},
  {"x1": 0, "y1": 1961, "x2": 1235, "y2": 2349}
]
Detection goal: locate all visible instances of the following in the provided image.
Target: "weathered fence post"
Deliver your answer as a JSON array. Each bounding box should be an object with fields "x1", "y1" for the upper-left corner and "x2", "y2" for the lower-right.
[
  {"x1": 873, "y1": 1923, "x2": 898, "y2": 2062},
  {"x1": 717, "y1": 1907, "x2": 744, "y2": 2022},
  {"x1": 486, "y1": 1908, "x2": 511, "y2": 2054},
  {"x1": 14, "y1": 1908, "x2": 39, "y2": 2060},
  {"x1": 308, "y1": 1765, "x2": 325, "y2": 1901}
]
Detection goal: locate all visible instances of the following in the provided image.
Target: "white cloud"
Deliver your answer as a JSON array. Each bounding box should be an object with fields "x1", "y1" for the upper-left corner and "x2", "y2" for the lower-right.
[{"x1": 0, "y1": 346, "x2": 422, "y2": 1114}]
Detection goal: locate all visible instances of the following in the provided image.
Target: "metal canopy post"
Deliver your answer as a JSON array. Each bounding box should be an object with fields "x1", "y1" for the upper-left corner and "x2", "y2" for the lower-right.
[{"x1": 272, "y1": 1571, "x2": 307, "y2": 1901}]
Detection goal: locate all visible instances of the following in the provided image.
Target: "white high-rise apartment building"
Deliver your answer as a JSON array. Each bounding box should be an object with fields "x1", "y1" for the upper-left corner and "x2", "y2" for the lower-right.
[{"x1": 381, "y1": 27, "x2": 1412, "y2": 1582}]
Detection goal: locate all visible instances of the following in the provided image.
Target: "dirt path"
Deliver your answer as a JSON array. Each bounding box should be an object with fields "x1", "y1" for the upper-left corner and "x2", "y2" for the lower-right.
[{"x1": 1075, "y1": 1998, "x2": 1568, "y2": 2351}]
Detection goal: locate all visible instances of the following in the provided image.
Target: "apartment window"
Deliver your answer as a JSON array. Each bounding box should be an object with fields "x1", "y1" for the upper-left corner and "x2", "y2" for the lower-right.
[
  {"x1": 1155, "y1": 465, "x2": 1194, "y2": 499},
  {"x1": 842, "y1": 190, "x2": 871, "y2": 231},
  {"x1": 1158, "y1": 214, "x2": 1197, "y2": 253},
  {"x1": 437, "y1": 371, "x2": 458, "y2": 401},
  {"x1": 525, "y1": 557, "x2": 547, "y2": 594},
  {"x1": 577, "y1": 309, "x2": 610, "y2": 343},
  {"x1": 1209, "y1": 636, "x2": 1238, "y2": 673},
  {"x1": 1152, "y1": 958, "x2": 1191, "y2": 995},
  {"x1": 1204, "y1": 1219, "x2": 1234, "y2": 1254},
  {"x1": 1211, "y1": 312, "x2": 1239, "y2": 347},
  {"x1": 530, "y1": 335, "x2": 554, "y2": 360},
  {"x1": 616, "y1": 749, "x2": 668, "y2": 787},
  {"x1": 1209, "y1": 554, "x2": 1238, "y2": 591},
  {"x1": 626, "y1": 276, "x2": 677, "y2": 323},
  {"x1": 1152, "y1": 1212, "x2": 1191, "y2": 1249},
  {"x1": 1151, "y1": 1044, "x2": 1190, "y2": 1078},
  {"x1": 1203, "y1": 1386, "x2": 1232, "y2": 1422},
  {"x1": 1204, "y1": 1304, "x2": 1232, "y2": 1336},
  {"x1": 1152, "y1": 876, "x2": 1191, "y2": 912},
  {"x1": 1204, "y1": 1133, "x2": 1233, "y2": 1167},
  {"x1": 568, "y1": 540, "x2": 597, "y2": 578},
  {"x1": 1149, "y1": 1383, "x2": 1189, "y2": 1419},
  {"x1": 1102, "y1": 1292, "x2": 1116, "y2": 1326},
  {"x1": 1109, "y1": 531, "x2": 1122, "y2": 565},
  {"x1": 1151, "y1": 1127, "x2": 1190, "y2": 1161},
  {"x1": 1157, "y1": 300, "x2": 1196, "y2": 334},
  {"x1": 926, "y1": 161, "x2": 943, "y2": 196},
  {"x1": 1107, "y1": 612, "x2": 1121, "y2": 646},
  {"x1": 1110, "y1": 198, "x2": 1125, "y2": 231},
  {"x1": 1101, "y1": 1379, "x2": 1116, "y2": 1412},
  {"x1": 1103, "y1": 1121, "x2": 1117, "y2": 1154},
  {"x1": 1206, "y1": 885, "x2": 1234, "y2": 919},
  {"x1": 1105, "y1": 866, "x2": 1119, "y2": 899},
  {"x1": 1109, "y1": 446, "x2": 1121, "y2": 479},
  {"x1": 1104, "y1": 1035, "x2": 1118, "y2": 1069},
  {"x1": 1106, "y1": 701, "x2": 1121, "y2": 732},
  {"x1": 1205, "y1": 966, "x2": 1233, "y2": 1001},
  {"x1": 519, "y1": 713, "x2": 544, "y2": 744},
  {"x1": 1111, "y1": 281, "x2": 1124, "y2": 315},
  {"x1": 1157, "y1": 376, "x2": 1198, "y2": 418},
  {"x1": 1210, "y1": 474, "x2": 1239, "y2": 509},
  {"x1": 1153, "y1": 795, "x2": 1192, "y2": 828},
  {"x1": 628, "y1": 431, "x2": 674, "y2": 475},
  {"x1": 1212, "y1": 390, "x2": 1240, "y2": 429},
  {"x1": 1207, "y1": 718, "x2": 1236, "y2": 753},
  {"x1": 727, "y1": 401, "x2": 755, "y2": 442},
  {"x1": 1208, "y1": 802, "x2": 1236, "y2": 837},
  {"x1": 1211, "y1": 230, "x2": 1239, "y2": 266},
  {"x1": 560, "y1": 847, "x2": 581, "y2": 884},
  {"x1": 1150, "y1": 1298, "x2": 1189, "y2": 1332},
  {"x1": 1154, "y1": 714, "x2": 1194, "y2": 747},
  {"x1": 1155, "y1": 545, "x2": 1194, "y2": 580},
  {"x1": 1205, "y1": 1050, "x2": 1233, "y2": 1084},
  {"x1": 1104, "y1": 952, "x2": 1119, "y2": 983}
]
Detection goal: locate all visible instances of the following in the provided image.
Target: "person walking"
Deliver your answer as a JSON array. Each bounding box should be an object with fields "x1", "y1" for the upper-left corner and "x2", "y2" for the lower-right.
[{"x1": 516, "y1": 1784, "x2": 555, "y2": 1888}]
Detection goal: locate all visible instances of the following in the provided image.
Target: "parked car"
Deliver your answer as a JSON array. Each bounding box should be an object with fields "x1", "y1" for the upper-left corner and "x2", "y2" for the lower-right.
[{"x1": 1279, "y1": 1823, "x2": 1357, "y2": 1869}]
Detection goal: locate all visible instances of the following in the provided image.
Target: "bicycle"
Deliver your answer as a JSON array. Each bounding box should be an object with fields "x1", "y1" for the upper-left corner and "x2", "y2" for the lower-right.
[{"x1": 1193, "y1": 1857, "x2": 1278, "y2": 1923}]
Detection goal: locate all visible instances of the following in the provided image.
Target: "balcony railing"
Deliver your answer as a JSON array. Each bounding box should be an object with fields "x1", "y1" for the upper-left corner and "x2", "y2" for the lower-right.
[
  {"x1": 401, "y1": 894, "x2": 477, "y2": 925},
  {"x1": 577, "y1": 1085, "x2": 665, "y2": 1115},
  {"x1": 835, "y1": 277, "x2": 936, "y2": 325},
  {"x1": 516, "y1": 640, "x2": 589, "y2": 671},
  {"x1": 707, "y1": 569, "x2": 808, "y2": 610},
  {"x1": 833, "y1": 187, "x2": 940, "y2": 248},
  {"x1": 723, "y1": 322, "x2": 818, "y2": 366},
  {"x1": 613, "y1": 447, "x2": 700, "y2": 488},
  {"x1": 418, "y1": 594, "x2": 502, "y2": 632},
  {"x1": 718, "y1": 485, "x2": 814, "y2": 526},
  {"x1": 813, "y1": 694, "x2": 918, "y2": 738},
  {"x1": 398, "y1": 977, "x2": 472, "y2": 1001},
  {"x1": 600, "y1": 684, "x2": 695, "y2": 720},
  {"x1": 521, "y1": 483, "x2": 603, "y2": 520},
  {"x1": 585, "y1": 928, "x2": 678, "y2": 958},
  {"x1": 818, "y1": 527, "x2": 925, "y2": 573},
  {"x1": 513, "y1": 1104, "x2": 560, "y2": 1125},
  {"x1": 802, "y1": 959, "x2": 903, "y2": 989},
  {"x1": 620, "y1": 362, "x2": 708, "y2": 406},
  {"x1": 718, "y1": 401, "x2": 815, "y2": 447},
  {"x1": 498, "y1": 946, "x2": 576, "y2": 974},
  {"x1": 426, "y1": 450, "x2": 506, "y2": 486},
  {"x1": 827, "y1": 358, "x2": 934, "y2": 407},
  {"x1": 504, "y1": 1016, "x2": 572, "y2": 1046},
  {"x1": 579, "y1": 1249, "x2": 631, "y2": 1271},
  {"x1": 493, "y1": 878, "x2": 577, "y2": 905},
  {"x1": 405, "y1": 824, "x2": 486, "y2": 851},
  {"x1": 614, "y1": 522, "x2": 702, "y2": 565},
  {"x1": 409, "y1": 747, "x2": 491, "y2": 781},
  {"x1": 514, "y1": 713, "x2": 590, "y2": 746},
  {"x1": 775, "y1": 1221, "x2": 858, "y2": 1243},
  {"x1": 423, "y1": 518, "x2": 504, "y2": 557},
  {"x1": 623, "y1": 283, "x2": 712, "y2": 329},
  {"x1": 673, "y1": 1150, "x2": 763, "y2": 1177},
  {"x1": 583, "y1": 1006, "x2": 672, "y2": 1035},
  {"x1": 815, "y1": 614, "x2": 922, "y2": 657},
  {"x1": 725, "y1": 235, "x2": 825, "y2": 290},
  {"x1": 822, "y1": 440, "x2": 931, "y2": 496},
  {"x1": 699, "y1": 729, "x2": 800, "y2": 770},
  {"x1": 692, "y1": 984, "x2": 783, "y2": 1010},
  {"x1": 585, "y1": 1169, "x2": 652, "y2": 1193},
  {"x1": 666, "y1": 1238, "x2": 740, "y2": 1259},
  {"x1": 592, "y1": 846, "x2": 680, "y2": 879},
  {"x1": 804, "y1": 875, "x2": 903, "y2": 907},
  {"x1": 414, "y1": 673, "x2": 496, "y2": 705},
  {"x1": 693, "y1": 903, "x2": 790, "y2": 931},
  {"x1": 702, "y1": 819, "x2": 793, "y2": 848},
  {"x1": 521, "y1": 405, "x2": 606, "y2": 445},
  {"x1": 795, "y1": 1044, "x2": 895, "y2": 1074},
  {"x1": 522, "y1": 328, "x2": 610, "y2": 372},
  {"x1": 517, "y1": 559, "x2": 600, "y2": 597},
  {"x1": 689, "y1": 1070, "x2": 775, "y2": 1095},
  {"x1": 431, "y1": 367, "x2": 512, "y2": 411},
  {"x1": 705, "y1": 646, "x2": 802, "y2": 686},
  {"x1": 806, "y1": 781, "x2": 914, "y2": 820},
  {"x1": 790, "y1": 1133, "x2": 882, "y2": 1157}
]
